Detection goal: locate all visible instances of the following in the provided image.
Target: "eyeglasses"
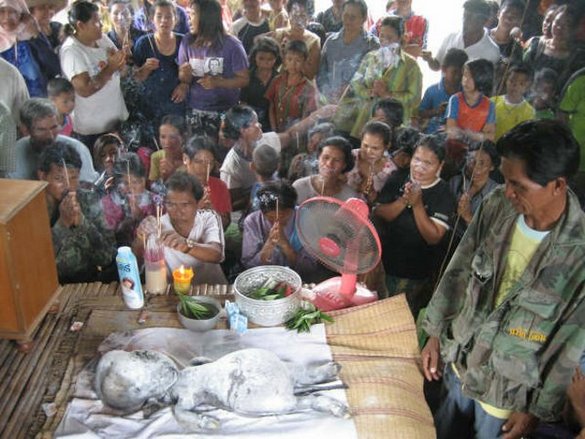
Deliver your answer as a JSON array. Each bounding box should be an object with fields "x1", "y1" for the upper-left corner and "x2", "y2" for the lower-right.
[
  {"x1": 411, "y1": 156, "x2": 438, "y2": 171},
  {"x1": 164, "y1": 201, "x2": 195, "y2": 210}
]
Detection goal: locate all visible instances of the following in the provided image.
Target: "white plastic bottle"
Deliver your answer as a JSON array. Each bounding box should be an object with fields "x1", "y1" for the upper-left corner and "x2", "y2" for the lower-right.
[{"x1": 116, "y1": 246, "x2": 144, "y2": 309}]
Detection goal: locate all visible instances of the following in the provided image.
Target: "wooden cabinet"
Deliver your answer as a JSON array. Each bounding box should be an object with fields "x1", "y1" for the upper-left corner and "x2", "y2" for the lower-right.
[{"x1": 0, "y1": 179, "x2": 59, "y2": 342}]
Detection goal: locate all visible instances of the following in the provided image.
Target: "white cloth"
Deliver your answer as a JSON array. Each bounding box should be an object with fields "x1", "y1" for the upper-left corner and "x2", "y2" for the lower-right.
[
  {"x1": 220, "y1": 132, "x2": 281, "y2": 190},
  {"x1": 55, "y1": 325, "x2": 358, "y2": 439},
  {"x1": 161, "y1": 210, "x2": 227, "y2": 285},
  {"x1": 435, "y1": 28, "x2": 500, "y2": 65},
  {"x1": 60, "y1": 35, "x2": 128, "y2": 135}
]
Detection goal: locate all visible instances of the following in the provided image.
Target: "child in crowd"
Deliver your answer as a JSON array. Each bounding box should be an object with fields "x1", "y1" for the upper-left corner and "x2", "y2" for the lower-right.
[
  {"x1": 101, "y1": 152, "x2": 157, "y2": 246},
  {"x1": 47, "y1": 78, "x2": 76, "y2": 137},
  {"x1": 266, "y1": 40, "x2": 318, "y2": 133},
  {"x1": 418, "y1": 48, "x2": 468, "y2": 134},
  {"x1": 250, "y1": 143, "x2": 280, "y2": 211},
  {"x1": 267, "y1": 0, "x2": 289, "y2": 30},
  {"x1": 529, "y1": 67, "x2": 559, "y2": 119},
  {"x1": 241, "y1": 181, "x2": 326, "y2": 282},
  {"x1": 92, "y1": 133, "x2": 126, "y2": 193},
  {"x1": 240, "y1": 36, "x2": 281, "y2": 131},
  {"x1": 183, "y1": 135, "x2": 232, "y2": 230},
  {"x1": 445, "y1": 59, "x2": 496, "y2": 176},
  {"x1": 492, "y1": 65, "x2": 535, "y2": 140}
]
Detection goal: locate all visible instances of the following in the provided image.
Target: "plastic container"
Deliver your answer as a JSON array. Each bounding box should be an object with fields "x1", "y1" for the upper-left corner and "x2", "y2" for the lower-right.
[
  {"x1": 116, "y1": 246, "x2": 144, "y2": 309},
  {"x1": 144, "y1": 235, "x2": 167, "y2": 294}
]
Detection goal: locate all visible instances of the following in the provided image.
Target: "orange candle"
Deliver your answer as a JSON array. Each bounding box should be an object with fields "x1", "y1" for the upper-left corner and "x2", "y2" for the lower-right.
[{"x1": 173, "y1": 265, "x2": 194, "y2": 294}]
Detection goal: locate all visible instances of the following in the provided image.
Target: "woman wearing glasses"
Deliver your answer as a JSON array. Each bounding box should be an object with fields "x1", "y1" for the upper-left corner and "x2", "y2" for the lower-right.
[
  {"x1": 373, "y1": 134, "x2": 455, "y2": 318},
  {"x1": 133, "y1": 171, "x2": 227, "y2": 285}
]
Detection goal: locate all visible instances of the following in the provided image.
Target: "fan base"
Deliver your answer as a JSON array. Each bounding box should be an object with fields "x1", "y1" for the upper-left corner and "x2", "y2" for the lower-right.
[{"x1": 308, "y1": 277, "x2": 378, "y2": 311}]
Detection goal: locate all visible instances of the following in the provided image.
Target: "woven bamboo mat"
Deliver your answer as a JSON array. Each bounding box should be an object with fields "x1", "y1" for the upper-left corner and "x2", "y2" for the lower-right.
[{"x1": 0, "y1": 282, "x2": 434, "y2": 439}]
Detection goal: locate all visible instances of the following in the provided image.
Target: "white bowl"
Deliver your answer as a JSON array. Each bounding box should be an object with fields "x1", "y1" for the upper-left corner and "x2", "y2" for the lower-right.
[
  {"x1": 233, "y1": 266, "x2": 302, "y2": 327},
  {"x1": 176, "y1": 296, "x2": 222, "y2": 331}
]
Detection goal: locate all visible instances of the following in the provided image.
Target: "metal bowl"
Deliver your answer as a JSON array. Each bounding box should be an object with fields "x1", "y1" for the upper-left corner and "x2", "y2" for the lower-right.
[
  {"x1": 233, "y1": 266, "x2": 302, "y2": 327},
  {"x1": 176, "y1": 296, "x2": 222, "y2": 332}
]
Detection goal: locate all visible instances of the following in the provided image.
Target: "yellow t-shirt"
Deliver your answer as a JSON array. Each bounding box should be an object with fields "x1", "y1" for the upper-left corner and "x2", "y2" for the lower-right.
[
  {"x1": 492, "y1": 96, "x2": 536, "y2": 140},
  {"x1": 494, "y1": 215, "x2": 549, "y2": 307}
]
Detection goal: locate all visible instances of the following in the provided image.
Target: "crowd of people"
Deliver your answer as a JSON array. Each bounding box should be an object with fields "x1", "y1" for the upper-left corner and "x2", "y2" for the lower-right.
[{"x1": 2, "y1": 0, "x2": 585, "y2": 437}]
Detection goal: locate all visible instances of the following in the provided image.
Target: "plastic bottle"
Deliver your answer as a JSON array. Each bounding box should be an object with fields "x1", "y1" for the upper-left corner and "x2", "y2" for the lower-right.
[{"x1": 116, "y1": 246, "x2": 144, "y2": 309}]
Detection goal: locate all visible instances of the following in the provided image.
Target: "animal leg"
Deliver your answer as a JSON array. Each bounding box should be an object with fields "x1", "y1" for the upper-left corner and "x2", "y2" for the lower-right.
[
  {"x1": 173, "y1": 406, "x2": 221, "y2": 432},
  {"x1": 292, "y1": 361, "x2": 342, "y2": 386},
  {"x1": 296, "y1": 394, "x2": 350, "y2": 418}
]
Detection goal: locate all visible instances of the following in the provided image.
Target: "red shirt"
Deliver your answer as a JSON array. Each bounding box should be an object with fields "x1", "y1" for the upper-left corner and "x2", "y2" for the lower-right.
[{"x1": 208, "y1": 176, "x2": 231, "y2": 214}]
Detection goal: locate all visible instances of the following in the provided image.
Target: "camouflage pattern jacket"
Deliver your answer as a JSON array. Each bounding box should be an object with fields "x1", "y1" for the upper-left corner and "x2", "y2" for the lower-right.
[
  {"x1": 50, "y1": 189, "x2": 116, "y2": 283},
  {"x1": 422, "y1": 187, "x2": 585, "y2": 422}
]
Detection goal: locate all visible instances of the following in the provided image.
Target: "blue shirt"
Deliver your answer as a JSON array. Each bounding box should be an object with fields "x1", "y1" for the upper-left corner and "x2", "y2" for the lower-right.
[{"x1": 419, "y1": 78, "x2": 461, "y2": 133}]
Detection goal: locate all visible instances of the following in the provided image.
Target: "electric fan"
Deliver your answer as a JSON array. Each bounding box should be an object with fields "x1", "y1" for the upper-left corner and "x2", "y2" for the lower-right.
[{"x1": 295, "y1": 196, "x2": 382, "y2": 311}]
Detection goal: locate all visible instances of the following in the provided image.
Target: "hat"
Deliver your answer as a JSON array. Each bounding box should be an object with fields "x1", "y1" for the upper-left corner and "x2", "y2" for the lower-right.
[
  {"x1": 463, "y1": 0, "x2": 492, "y2": 18},
  {"x1": 25, "y1": 0, "x2": 67, "y2": 13}
]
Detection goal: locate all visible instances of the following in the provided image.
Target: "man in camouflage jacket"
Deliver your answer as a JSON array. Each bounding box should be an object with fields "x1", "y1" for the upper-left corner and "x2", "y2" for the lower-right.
[
  {"x1": 421, "y1": 119, "x2": 585, "y2": 439},
  {"x1": 37, "y1": 142, "x2": 116, "y2": 283}
]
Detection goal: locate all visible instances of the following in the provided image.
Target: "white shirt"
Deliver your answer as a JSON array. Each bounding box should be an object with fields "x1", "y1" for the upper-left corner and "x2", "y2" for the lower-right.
[
  {"x1": 60, "y1": 36, "x2": 128, "y2": 135},
  {"x1": 161, "y1": 211, "x2": 227, "y2": 285},
  {"x1": 435, "y1": 28, "x2": 500, "y2": 65}
]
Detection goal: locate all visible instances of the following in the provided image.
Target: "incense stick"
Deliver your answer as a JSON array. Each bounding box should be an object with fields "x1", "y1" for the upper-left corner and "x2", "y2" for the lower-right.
[
  {"x1": 61, "y1": 158, "x2": 70, "y2": 188},
  {"x1": 321, "y1": 178, "x2": 325, "y2": 196},
  {"x1": 152, "y1": 136, "x2": 161, "y2": 150},
  {"x1": 295, "y1": 132, "x2": 299, "y2": 151},
  {"x1": 126, "y1": 159, "x2": 132, "y2": 198},
  {"x1": 206, "y1": 161, "x2": 211, "y2": 185},
  {"x1": 147, "y1": 33, "x2": 156, "y2": 55},
  {"x1": 275, "y1": 197, "x2": 279, "y2": 222}
]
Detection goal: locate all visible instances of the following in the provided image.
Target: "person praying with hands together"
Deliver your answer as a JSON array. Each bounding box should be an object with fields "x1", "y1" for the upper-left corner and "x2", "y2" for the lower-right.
[{"x1": 59, "y1": 0, "x2": 128, "y2": 149}]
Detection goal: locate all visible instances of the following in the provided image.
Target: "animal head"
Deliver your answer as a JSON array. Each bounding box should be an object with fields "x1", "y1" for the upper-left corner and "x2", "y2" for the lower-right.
[{"x1": 95, "y1": 350, "x2": 179, "y2": 411}]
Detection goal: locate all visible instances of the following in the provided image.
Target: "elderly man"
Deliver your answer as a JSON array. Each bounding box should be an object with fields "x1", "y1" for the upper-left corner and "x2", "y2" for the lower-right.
[
  {"x1": 37, "y1": 142, "x2": 116, "y2": 283},
  {"x1": 421, "y1": 119, "x2": 585, "y2": 439},
  {"x1": 7, "y1": 98, "x2": 98, "y2": 182},
  {"x1": 422, "y1": 0, "x2": 500, "y2": 71}
]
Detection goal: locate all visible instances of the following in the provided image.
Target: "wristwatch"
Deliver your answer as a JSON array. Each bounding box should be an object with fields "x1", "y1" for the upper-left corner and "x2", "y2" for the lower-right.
[{"x1": 185, "y1": 238, "x2": 196, "y2": 249}]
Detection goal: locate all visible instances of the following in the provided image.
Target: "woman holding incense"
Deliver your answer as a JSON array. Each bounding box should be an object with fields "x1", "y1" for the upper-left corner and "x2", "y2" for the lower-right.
[
  {"x1": 334, "y1": 15, "x2": 422, "y2": 140},
  {"x1": 134, "y1": 171, "x2": 227, "y2": 285},
  {"x1": 59, "y1": 0, "x2": 128, "y2": 149},
  {"x1": 107, "y1": 0, "x2": 144, "y2": 50},
  {"x1": 133, "y1": 0, "x2": 185, "y2": 125},
  {"x1": 148, "y1": 114, "x2": 188, "y2": 184},
  {"x1": 177, "y1": 0, "x2": 248, "y2": 139},
  {"x1": 102, "y1": 152, "x2": 156, "y2": 246},
  {"x1": 292, "y1": 136, "x2": 358, "y2": 204},
  {"x1": 183, "y1": 135, "x2": 231, "y2": 229},
  {"x1": 241, "y1": 180, "x2": 325, "y2": 282}
]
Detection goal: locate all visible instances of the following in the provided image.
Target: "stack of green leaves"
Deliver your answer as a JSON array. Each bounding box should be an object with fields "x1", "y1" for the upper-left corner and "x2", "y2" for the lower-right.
[
  {"x1": 178, "y1": 293, "x2": 214, "y2": 320},
  {"x1": 249, "y1": 278, "x2": 294, "y2": 301},
  {"x1": 285, "y1": 303, "x2": 334, "y2": 333}
]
